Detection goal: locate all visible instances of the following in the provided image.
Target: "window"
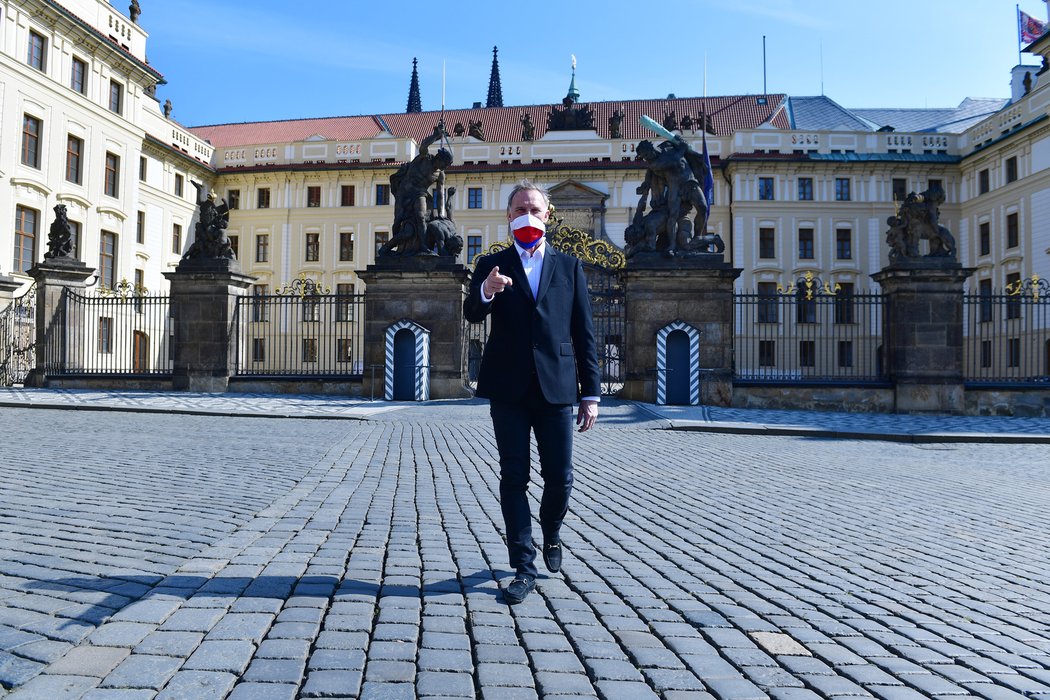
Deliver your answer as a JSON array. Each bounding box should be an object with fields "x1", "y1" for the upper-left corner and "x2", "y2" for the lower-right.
[
  {"x1": 302, "y1": 338, "x2": 318, "y2": 362},
  {"x1": 340, "y1": 185, "x2": 355, "y2": 206},
  {"x1": 336, "y1": 283, "x2": 355, "y2": 322},
  {"x1": 834, "y1": 282, "x2": 855, "y2": 324},
  {"x1": 22, "y1": 115, "x2": 42, "y2": 168},
  {"x1": 252, "y1": 285, "x2": 269, "y2": 322},
  {"x1": 99, "y1": 231, "x2": 117, "y2": 289},
  {"x1": 174, "y1": 173, "x2": 184, "y2": 197},
  {"x1": 799, "y1": 340, "x2": 816, "y2": 367},
  {"x1": 467, "y1": 235, "x2": 482, "y2": 262},
  {"x1": 307, "y1": 186, "x2": 321, "y2": 208},
  {"x1": 68, "y1": 220, "x2": 81, "y2": 258},
  {"x1": 252, "y1": 338, "x2": 266, "y2": 362},
  {"x1": 758, "y1": 228, "x2": 775, "y2": 259},
  {"x1": 66, "y1": 135, "x2": 84, "y2": 184},
  {"x1": 375, "y1": 231, "x2": 389, "y2": 257},
  {"x1": 71, "y1": 57, "x2": 87, "y2": 94},
  {"x1": 337, "y1": 339, "x2": 353, "y2": 363},
  {"x1": 27, "y1": 30, "x2": 46, "y2": 71},
  {"x1": 1006, "y1": 212, "x2": 1019, "y2": 249},
  {"x1": 136, "y1": 211, "x2": 145, "y2": 244},
  {"x1": 98, "y1": 317, "x2": 113, "y2": 354},
  {"x1": 228, "y1": 235, "x2": 239, "y2": 259},
  {"x1": 14, "y1": 206, "x2": 38, "y2": 273},
  {"x1": 305, "y1": 232, "x2": 320, "y2": 262},
  {"x1": 928, "y1": 179, "x2": 942, "y2": 192},
  {"x1": 979, "y1": 221, "x2": 990, "y2": 256},
  {"x1": 797, "y1": 177, "x2": 813, "y2": 201},
  {"x1": 757, "y1": 282, "x2": 778, "y2": 324},
  {"x1": 758, "y1": 340, "x2": 776, "y2": 367},
  {"x1": 255, "y1": 234, "x2": 269, "y2": 263},
  {"x1": 837, "y1": 340, "x2": 854, "y2": 368},
  {"x1": 1007, "y1": 338, "x2": 1021, "y2": 368},
  {"x1": 339, "y1": 232, "x2": 355, "y2": 262},
  {"x1": 172, "y1": 224, "x2": 182, "y2": 255},
  {"x1": 1006, "y1": 272, "x2": 1022, "y2": 320},
  {"x1": 139, "y1": 156, "x2": 147, "y2": 181},
  {"x1": 836, "y1": 229, "x2": 852, "y2": 260},
  {"x1": 892, "y1": 178, "x2": 907, "y2": 201},
  {"x1": 758, "y1": 177, "x2": 774, "y2": 200},
  {"x1": 796, "y1": 291, "x2": 817, "y2": 324},
  {"x1": 468, "y1": 187, "x2": 483, "y2": 209},
  {"x1": 257, "y1": 187, "x2": 271, "y2": 209},
  {"x1": 376, "y1": 184, "x2": 390, "y2": 205},
  {"x1": 978, "y1": 278, "x2": 993, "y2": 323},
  {"x1": 108, "y1": 80, "x2": 123, "y2": 115},
  {"x1": 797, "y1": 228, "x2": 814, "y2": 260},
  {"x1": 980, "y1": 339, "x2": 992, "y2": 368},
  {"x1": 302, "y1": 298, "x2": 319, "y2": 322},
  {"x1": 104, "y1": 152, "x2": 120, "y2": 197},
  {"x1": 133, "y1": 269, "x2": 145, "y2": 313},
  {"x1": 1006, "y1": 156, "x2": 1018, "y2": 184},
  {"x1": 834, "y1": 178, "x2": 851, "y2": 201},
  {"x1": 227, "y1": 189, "x2": 240, "y2": 209},
  {"x1": 978, "y1": 169, "x2": 989, "y2": 195}
]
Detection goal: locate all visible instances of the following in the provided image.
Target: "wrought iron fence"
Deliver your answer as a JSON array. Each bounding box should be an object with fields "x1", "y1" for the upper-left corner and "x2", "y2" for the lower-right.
[
  {"x1": 964, "y1": 276, "x2": 1050, "y2": 385},
  {"x1": 735, "y1": 274, "x2": 886, "y2": 384},
  {"x1": 0, "y1": 282, "x2": 36, "y2": 386},
  {"x1": 233, "y1": 281, "x2": 366, "y2": 377},
  {"x1": 44, "y1": 281, "x2": 173, "y2": 376}
]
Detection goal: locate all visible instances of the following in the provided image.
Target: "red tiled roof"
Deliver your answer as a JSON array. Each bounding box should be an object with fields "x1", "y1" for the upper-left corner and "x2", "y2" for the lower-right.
[
  {"x1": 190, "y1": 116, "x2": 383, "y2": 148},
  {"x1": 189, "y1": 95, "x2": 788, "y2": 148}
]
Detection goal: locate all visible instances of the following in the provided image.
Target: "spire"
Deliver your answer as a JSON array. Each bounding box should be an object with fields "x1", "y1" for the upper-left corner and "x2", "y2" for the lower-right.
[
  {"x1": 406, "y1": 58, "x2": 422, "y2": 113},
  {"x1": 486, "y1": 46, "x2": 503, "y2": 108},
  {"x1": 566, "y1": 54, "x2": 580, "y2": 104}
]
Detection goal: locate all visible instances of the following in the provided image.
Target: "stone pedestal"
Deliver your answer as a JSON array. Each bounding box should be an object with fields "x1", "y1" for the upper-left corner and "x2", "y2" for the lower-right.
[
  {"x1": 621, "y1": 255, "x2": 742, "y2": 406},
  {"x1": 23, "y1": 260, "x2": 96, "y2": 387},
  {"x1": 357, "y1": 257, "x2": 471, "y2": 400},
  {"x1": 164, "y1": 259, "x2": 254, "y2": 392},
  {"x1": 871, "y1": 262, "x2": 975, "y2": 413}
]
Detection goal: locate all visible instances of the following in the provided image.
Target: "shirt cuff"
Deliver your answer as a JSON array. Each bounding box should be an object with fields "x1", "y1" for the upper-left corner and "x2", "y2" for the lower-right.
[
  {"x1": 580, "y1": 396, "x2": 600, "y2": 403},
  {"x1": 480, "y1": 286, "x2": 494, "y2": 304}
]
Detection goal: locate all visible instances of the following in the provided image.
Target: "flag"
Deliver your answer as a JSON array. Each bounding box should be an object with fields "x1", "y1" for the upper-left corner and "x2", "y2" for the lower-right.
[
  {"x1": 701, "y1": 124, "x2": 714, "y2": 209},
  {"x1": 1020, "y1": 9, "x2": 1047, "y2": 45}
]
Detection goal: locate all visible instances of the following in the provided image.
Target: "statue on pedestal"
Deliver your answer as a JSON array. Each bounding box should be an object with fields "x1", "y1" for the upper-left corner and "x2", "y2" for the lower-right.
[
  {"x1": 182, "y1": 181, "x2": 234, "y2": 261},
  {"x1": 885, "y1": 185, "x2": 956, "y2": 262},
  {"x1": 520, "y1": 112, "x2": 535, "y2": 141},
  {"x1": 44, "y1": 204, "x2": 76, "y2": 261},
  {"x1": 378, "y1": 123, "x2": 463, "y2": 258}
]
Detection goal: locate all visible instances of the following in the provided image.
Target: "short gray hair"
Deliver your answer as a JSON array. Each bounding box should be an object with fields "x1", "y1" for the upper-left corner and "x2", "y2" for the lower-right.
[{"x1": 506, "y1": 179, "x2": 550, "y2": 213}]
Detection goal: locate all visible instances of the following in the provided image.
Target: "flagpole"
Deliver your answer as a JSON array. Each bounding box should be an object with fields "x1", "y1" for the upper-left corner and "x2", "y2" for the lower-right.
[{"x1": 1019, "y1": 4, "x2": 1023, "y2": 64}]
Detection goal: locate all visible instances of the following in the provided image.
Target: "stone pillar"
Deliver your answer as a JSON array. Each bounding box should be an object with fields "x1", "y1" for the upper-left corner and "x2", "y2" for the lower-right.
[
  {"x1": 871, "y1": 263, "x2": 975, "y2": 413},
  {"x1": 23, "y1": 260, "x2": 96, "y2": 387},
  {"x1": 357, "y1": 257, "x2": 471, "y2": 400},
  {"x1": 621, "y1": 256, "x2": 742, "y2": 406},
  {"x1": 164, "y1": 260, "x2": 255, "y2": 392}
]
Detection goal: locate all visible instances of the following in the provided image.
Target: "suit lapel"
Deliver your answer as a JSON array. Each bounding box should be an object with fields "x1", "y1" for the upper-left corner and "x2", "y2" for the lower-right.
[
  {"x1": 535, "y1": 245, "x2": 556, "y2": 305},
  {"x1": 502, "y1": 246, "x2": 533, "y2": 303}
]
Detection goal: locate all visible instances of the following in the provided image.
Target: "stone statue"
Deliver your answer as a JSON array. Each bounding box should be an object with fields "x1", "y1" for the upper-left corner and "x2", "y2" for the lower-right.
[
  {"x1": 520, "y1": 112, "x2": 535, "y2": 141},
  {"x1": 468, "y1": 119, "x2": 484, "y2": 140},
  {"x1": 626, "y1": 136, "x2": 722, "y2": 258},
  {"x1": 163, "y1": 99, "x2": 172, "y2": 118},
  {"x1": 547, "y1": 96, "x2": 594, "y2": 131},
  {"x1": 662, "y1": 110, "x2": 678, "y2": 132},
  {"x1": 44, "y1": 204, "x2": 75, "y2": 261},
  {"x1": 680, "y1": 114, "x2": 694, "y2": 132},
  {"x1": 378, "y1": 123, "x2": 463, "y2": 257},
  {"x1": 183, "y1": 181, "x2": 234, "y2": 260},
  {"x1": 129, "y1": 0, "x2": 141, "y2": 22},
  {"x1": 885, "y1": 185, "x2": 956, "y2": 262},
  {"x1": 452, "y1": 122, "x2": 465, "y2": 137},
  {"x1": 608, "y1": 109, "x2": 623, "y2": 139}
]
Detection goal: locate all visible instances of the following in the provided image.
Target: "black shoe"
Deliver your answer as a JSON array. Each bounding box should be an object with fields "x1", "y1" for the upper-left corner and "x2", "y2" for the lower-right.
[
  {"x1": 504, "y1": 575, "x2": 535, "y2": 605},
  {"x1": 543, "y1": 541, "x2": 562, "y2": 573}
]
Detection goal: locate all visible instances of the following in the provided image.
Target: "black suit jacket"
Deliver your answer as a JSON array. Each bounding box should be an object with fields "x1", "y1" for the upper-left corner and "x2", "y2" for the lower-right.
[{"x1": 463, "y1": 244, "x2": 600, "y2": 405}]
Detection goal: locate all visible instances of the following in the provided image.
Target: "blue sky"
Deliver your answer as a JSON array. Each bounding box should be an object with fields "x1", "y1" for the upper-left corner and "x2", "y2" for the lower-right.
[{"x1": 133, "y1": 0, "x2": 1046, "y2": 127}]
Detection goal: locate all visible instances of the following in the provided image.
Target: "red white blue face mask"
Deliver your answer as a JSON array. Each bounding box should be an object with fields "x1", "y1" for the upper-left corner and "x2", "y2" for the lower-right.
[{"x1": 510, "y1": 214, "x2": 546, "y2": 249}]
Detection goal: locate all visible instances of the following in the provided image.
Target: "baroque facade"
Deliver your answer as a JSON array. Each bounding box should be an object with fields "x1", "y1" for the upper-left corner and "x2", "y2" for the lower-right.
[{"x1": 1, "y1": 0, "x2": 1048, "y2": 311}]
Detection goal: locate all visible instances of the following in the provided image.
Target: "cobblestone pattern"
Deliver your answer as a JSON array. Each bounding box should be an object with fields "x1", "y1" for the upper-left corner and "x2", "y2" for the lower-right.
[{"x1": 0, "y1": 406, "x2": 1049, "y2": 700}]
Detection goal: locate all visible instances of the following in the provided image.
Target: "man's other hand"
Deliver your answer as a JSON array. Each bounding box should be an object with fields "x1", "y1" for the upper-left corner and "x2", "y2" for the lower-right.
[{"x1": 576, "y1": 400, "x2": 598, "y2": 433}]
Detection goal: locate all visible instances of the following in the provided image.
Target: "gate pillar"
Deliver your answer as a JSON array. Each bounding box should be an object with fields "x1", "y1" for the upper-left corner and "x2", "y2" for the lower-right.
[
  {"x1": 23, "y1": 259, "x2": 96, "y2": 387},
  {"x1": 622, "y1": 257, "x2": 742, "y2": 406}
]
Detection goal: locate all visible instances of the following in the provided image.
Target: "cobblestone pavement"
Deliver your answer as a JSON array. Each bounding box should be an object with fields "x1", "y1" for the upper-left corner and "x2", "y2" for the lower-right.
[{"x1": 0, "y1": 402, "x2": 1049, "y2": 699}]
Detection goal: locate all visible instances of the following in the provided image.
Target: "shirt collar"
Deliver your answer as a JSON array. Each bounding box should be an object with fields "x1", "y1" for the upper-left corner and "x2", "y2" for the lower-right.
[{"x1": 513, "y1": 237, "x2": 547, "y2": 260}]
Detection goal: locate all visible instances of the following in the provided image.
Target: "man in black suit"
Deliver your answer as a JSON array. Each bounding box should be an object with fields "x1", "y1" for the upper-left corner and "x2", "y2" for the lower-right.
[{"x1": 463, "y1": 180, "x2": 600, "y2": 604}]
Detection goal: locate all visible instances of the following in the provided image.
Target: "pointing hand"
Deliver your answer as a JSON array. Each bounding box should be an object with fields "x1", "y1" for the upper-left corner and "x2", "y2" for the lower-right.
[{"x1": 483, "y1": 266, "x2": 513, "y2": 297}]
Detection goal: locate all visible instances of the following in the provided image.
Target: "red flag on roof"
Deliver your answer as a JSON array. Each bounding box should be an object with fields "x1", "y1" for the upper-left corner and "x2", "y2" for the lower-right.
[{"x1": 1020, "y1": 8, "x2": 1047, "y2": 45}]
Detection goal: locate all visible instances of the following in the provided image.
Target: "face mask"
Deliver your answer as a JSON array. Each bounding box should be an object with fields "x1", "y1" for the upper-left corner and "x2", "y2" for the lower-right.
[{"x1": 510, "y1": 213, "x2": 546, "y2": 249}]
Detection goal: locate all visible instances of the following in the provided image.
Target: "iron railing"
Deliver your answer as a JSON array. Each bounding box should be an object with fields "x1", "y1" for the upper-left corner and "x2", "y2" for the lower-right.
[
  {"x1": 0, "y1": 282, "x2": 36, "y2": 386},
  {"x1": 735, "y1": 278, "x2": 886, "y2": 384},
  {"x1": 964, "y1": 277, "x2": 1050, "y2": 385},
  {"x1": 233, "y1": 292, "x2": 366, "y2": 377},
  {"x1": 44, "y1": 283, "x2": 173, "y2": 376}
]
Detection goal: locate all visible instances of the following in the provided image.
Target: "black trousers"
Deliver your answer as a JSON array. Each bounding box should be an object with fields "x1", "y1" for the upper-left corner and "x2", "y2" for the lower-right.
[{"x1": 489, "y1": 380, "x2": 573, "y2": 579}]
